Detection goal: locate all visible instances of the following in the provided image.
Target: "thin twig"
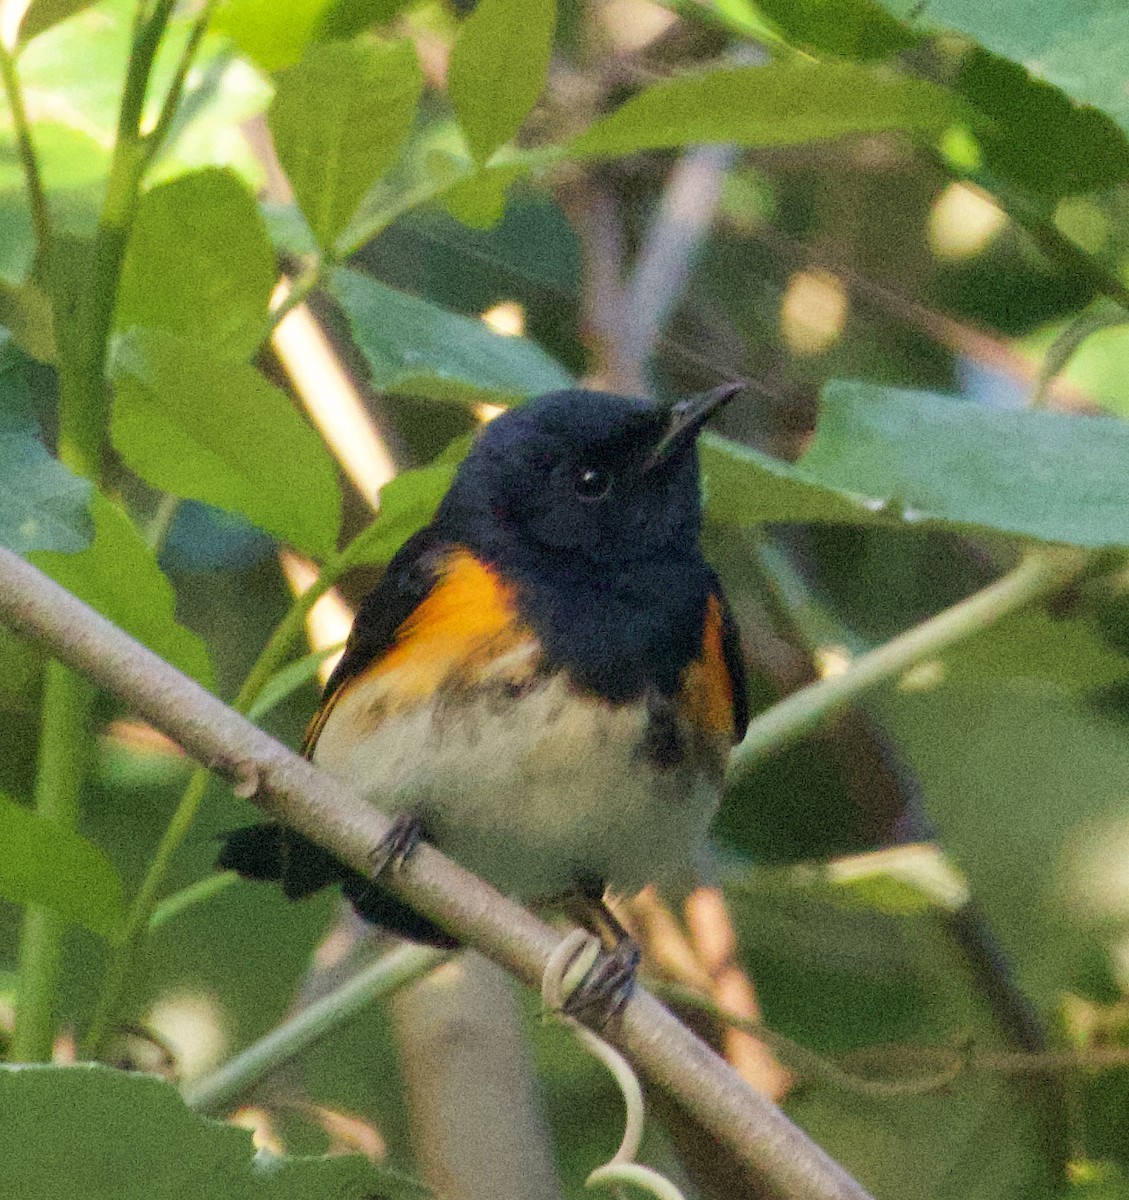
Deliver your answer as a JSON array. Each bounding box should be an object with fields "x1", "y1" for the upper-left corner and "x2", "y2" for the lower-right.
[
  {"x1": 619, "y1": 144, "x2": 738, "y2": 387},
  {"x1": 186, "y1": 943, "x2": 445, "y2": 1114},
  {"x1": 0, "y1": 41, "x2": 50, "y2": 265},
  {"x1": 142, "y1": 0, "x2": 220, "y2": 168},
  {"x1": 0, "y1": 547, "x2": 874, "y2": 1200},
  {"x1": 727, "y1": 547, "x2": 1087, "y2": 782}
]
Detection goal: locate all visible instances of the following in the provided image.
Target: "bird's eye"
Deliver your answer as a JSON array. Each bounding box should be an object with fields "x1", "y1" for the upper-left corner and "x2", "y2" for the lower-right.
[{"x1": 573, "y1": 466, "x2": 613, "y2": 501}]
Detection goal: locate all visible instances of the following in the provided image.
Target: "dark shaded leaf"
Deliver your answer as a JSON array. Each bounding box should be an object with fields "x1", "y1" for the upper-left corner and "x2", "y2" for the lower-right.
[
  {"x1": 0, "y1": 793, "x2": 123, "y2": 938},
  {"x1": 331, "y1": 267, "x2": 573, "y2": 404}
]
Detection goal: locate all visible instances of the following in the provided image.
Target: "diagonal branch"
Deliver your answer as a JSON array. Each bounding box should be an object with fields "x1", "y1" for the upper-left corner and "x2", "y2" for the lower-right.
[{"x1": 0, "y1": 546, "x2": 873, "y2": 1200}]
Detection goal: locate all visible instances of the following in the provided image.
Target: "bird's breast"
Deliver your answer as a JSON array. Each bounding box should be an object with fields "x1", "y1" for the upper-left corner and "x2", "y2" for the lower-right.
[{"x1": 311, "y1": 641, "x2": 728, "y2": 900}]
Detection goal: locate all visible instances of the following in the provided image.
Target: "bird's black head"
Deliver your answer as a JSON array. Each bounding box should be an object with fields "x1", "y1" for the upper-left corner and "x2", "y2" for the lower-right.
[{"x1": 437, "y1": 384, "x2": 743, "y2": 567}]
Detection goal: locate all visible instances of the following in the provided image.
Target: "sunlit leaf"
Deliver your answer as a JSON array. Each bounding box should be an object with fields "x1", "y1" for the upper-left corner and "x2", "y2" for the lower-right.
[
  {"x1": 269, "y1": 39, "x2": 423, "y2": 250},
  {"x1": 116, "y1": 169, "x2": 276, "y2": 361},
  {"x1": 111, "y1": 329, "x2": 341, "y2": 560},
  {"x1": 447, "y1": 0, "x2": 555, "y2": 163},
  {"x1": 571, "y1": 61, "x2": 964, "y2": 157}
]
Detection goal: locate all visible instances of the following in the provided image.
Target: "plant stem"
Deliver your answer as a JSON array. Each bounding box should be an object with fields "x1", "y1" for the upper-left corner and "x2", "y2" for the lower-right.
[
  {"x1": 726, "y1": 547, "x2": 1088, "y2": 783},
  {"x1": 185, "y1": 944, "x2": 445, "y2": 1113},
  {"x1": 54, "y1": 0, "x2": 176, "y2": 479},
  {"x1": 0, "y1": 41, "x2": 50, "y2": 266},
  {"x1": 12, "y1": 662, "x2": 93, "y2": 1060},
  {"x1": 82, "y1": 537, "x2": 352, "y2": 1058},
  {"x1": 28, "y1": 0, "x2": 200, "y2": 1062},
  {"x1": 142, "y1": 0, "x2": 219, "y2": 168}
]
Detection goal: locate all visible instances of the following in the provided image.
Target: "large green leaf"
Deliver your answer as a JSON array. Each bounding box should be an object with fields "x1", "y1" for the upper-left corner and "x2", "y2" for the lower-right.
[
  {"x1": 954, "y1": 47, "x2": 1129, "y2": 198},
  {"x1": 110, "y1": 329, "x2": 341, "y2": 560},
  {"x1": 115, "y1": 169, "x2": 276, "y2": 361},
  {"x1": 331, "y1": 267, "x2": 573, "y2": 404},
  {"x1": 705, "y1": 382, "x2": 1129, "y2": 548},
  {"x1": 269, "y1": 39, "x2": 423, "y2": 251},
  {"x1": 0, "y1": 794, "x2": 123, "y2": 939},
  {"x1": 30, "y1": 493, "x2": 213, "y2": 687},
  {"x1": 0, "y1": 343, "x2": 91, "y2": 553},
  {"x1": 0, "y1": 1065, "x2": 415, "y2": 1200},
  {"x1": 876, "y1": 679, "x2": 1129, "y2": 1014},
  {"x1": 343, "y1": 438, "x2": 470, "y2": 568},
  {"x1": 570, "y1": 60, "x2": 965, "y2": 157},
  {"x1": 447, "y1": 0, "x2": 555, "y2": 164},
  {"x1": 797, "y1": 382, "x2": 1129, "y2": 547},
  {"x1": 879, "y1": 0, "x2": 1129, "y2": 138}
]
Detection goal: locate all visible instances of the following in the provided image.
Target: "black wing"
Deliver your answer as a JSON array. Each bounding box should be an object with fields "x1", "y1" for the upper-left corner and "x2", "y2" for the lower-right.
[
  {"x1": 217, "y1": 525, "x2": 459, "y2": 947},
  {"x1": 301, "y1": 525, "x2": 452, "y2": 755}
]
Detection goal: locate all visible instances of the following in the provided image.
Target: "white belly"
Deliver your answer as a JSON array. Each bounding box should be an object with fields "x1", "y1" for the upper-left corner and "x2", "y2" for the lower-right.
[{"x1": 312, "y1": 665, "x2": 721, "y2": 900}]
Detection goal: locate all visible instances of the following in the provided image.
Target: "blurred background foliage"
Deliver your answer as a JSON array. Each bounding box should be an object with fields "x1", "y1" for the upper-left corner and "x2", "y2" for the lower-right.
[{"x1": 3, "y1": 0, "x2": 1129, "y2": 1196}]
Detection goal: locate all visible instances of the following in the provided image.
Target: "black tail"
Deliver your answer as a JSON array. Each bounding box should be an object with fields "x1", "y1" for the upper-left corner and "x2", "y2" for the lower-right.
[{"x1": 217, "y1": 824, "x2": 459, "y2": 948}]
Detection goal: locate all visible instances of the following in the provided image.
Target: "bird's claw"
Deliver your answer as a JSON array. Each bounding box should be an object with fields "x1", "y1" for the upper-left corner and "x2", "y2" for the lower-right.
[
  {"x1": 369, "y1": 812, "x2": 425, "y2": 877},
  {"x1": 543, "y1": 928, "x2": 641, "y2": 1026}
]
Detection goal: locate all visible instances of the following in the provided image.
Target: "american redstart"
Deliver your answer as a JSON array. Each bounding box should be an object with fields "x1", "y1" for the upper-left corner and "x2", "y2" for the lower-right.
[{"x1": 220, "y1": 383, "x2": 748, "y2": 1005}]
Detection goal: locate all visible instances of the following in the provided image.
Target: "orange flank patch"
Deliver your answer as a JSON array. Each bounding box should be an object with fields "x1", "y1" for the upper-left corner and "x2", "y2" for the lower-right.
[
  {"x1": 680, "y1": 594, "x2": 737, "y2": 739},
  {"x1": 303, "y1": 550, "x2": 534, "y2": 754}
]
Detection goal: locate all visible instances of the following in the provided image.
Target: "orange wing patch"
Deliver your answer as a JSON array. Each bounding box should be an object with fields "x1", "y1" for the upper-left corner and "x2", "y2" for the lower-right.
[
  {"x1": 368, "y1": 549, "x2": 530, "y2": 698},
  {"x1": 305, "y1": 550, "x2": 535, "y2": 754},
  {"x1": 678, "y1": 594, "x2": 738, "y2": 740}
]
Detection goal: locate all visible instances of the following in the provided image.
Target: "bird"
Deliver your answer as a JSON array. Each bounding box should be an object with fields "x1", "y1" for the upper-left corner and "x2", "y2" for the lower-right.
[{"x1": 219, "y1": 383, "x2": 748, "y2": 1009}]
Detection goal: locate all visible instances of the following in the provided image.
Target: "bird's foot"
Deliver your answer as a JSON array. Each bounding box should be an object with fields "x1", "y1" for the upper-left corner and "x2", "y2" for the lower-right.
[
  {"x1": 543, "y1": 928, "x2": 641, "y2": 1026},
  {"x1": 369, "y1": 812, "x2": 425, "y2": 877}
]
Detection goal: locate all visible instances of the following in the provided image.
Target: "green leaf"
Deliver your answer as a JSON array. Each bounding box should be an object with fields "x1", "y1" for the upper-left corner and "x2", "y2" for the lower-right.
[
  {"x1": 704, "y1": 382, "x2": 1129, "y2": 549},
  {"x1": 212, "y1": 0, "x2": 334, "y2": 71},
  {"x1": 797, "y1": 382, "x2": 1129, "y2": 548},
  {"x1": 115, "y1": 169, "x2": 277, "y2": 361},
  {"x1": 0, "y1": 1064, "x2": 412, "y2": 1199},
  {"x1": 30, "y1": 493, "x2": 213, "y2": 687},
  {"x1": 439, "y1": 163, "x2": 530, "y2": 229},
  {"x1": 315, "y1": 0, "x2": 415, "y2": 41},
  {"x1": 111, "y1": 329, "x2": 342, "y2": 560},
  {"x1": 0, "y1": 342, "x2": 91, "y2": 553},
  {"x1": 269, "y1": 39, "x2": 423, "y2": 251},
  {"x1": 331, "y1": 267, "x2": 573, "y2": 404},
  {"x1": 875, "y1": 678, "x2": 1129, "y2": 1013},
  {"x1": 15, "y1": 0, "x2": 99, "y2": 45},
  {"x1": 878, "y1": 0, "x2": 1129, "y2": 138},
  {"x1": 343, "y1": 439, "x2": 469, "y2": 568},
  {"x1": 0, "y1": 794, "x2": 123, "y2": 939},
  {"x1": 570, "y1": 61, "x2": 965, "y2": 157},
  {"x1": 956, "y1": 48, "x2": 1129, "y2": 198},
  {"x1": 447, "y1": 0, "x2": 555, "y2": 164},
  {"x1": 753, "y1": 0, "x2": 920, "y2": 59}
]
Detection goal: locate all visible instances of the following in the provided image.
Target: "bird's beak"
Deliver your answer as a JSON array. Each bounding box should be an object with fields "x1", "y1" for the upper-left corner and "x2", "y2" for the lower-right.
[{"x1": 644, "y1": 380, "x2": 746, "y2": 471}]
